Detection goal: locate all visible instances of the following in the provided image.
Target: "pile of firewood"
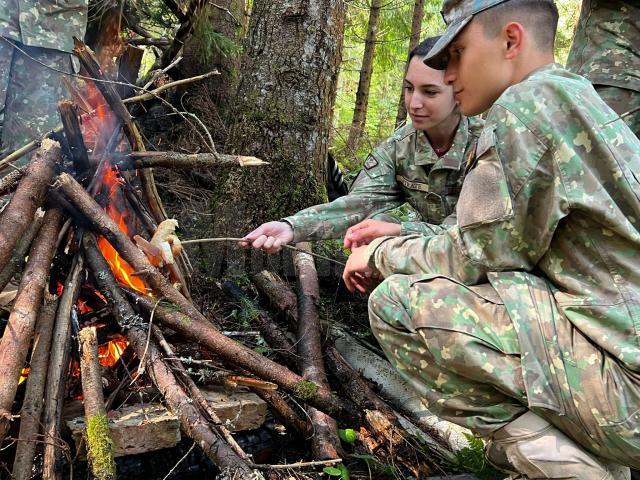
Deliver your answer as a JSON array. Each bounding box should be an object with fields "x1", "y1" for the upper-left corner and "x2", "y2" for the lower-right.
[{"x1": 0, "y1": 39, "x2": 457, "y2": 480}]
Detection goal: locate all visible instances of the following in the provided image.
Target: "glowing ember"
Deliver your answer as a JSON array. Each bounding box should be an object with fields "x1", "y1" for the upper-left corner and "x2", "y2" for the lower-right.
[
  {"x1": 18, "y1": 367, "x2": 30, "y2": 385},
  {"x1": 98, "y1": 334, "x2": 129, "y2": 367}
]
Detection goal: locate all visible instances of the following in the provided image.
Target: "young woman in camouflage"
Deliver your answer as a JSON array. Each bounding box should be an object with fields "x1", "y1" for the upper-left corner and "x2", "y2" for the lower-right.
[
  {"x1": 241, "y1": 36, "x2": 483, "y2": 253},
  {"x1": 344, "y1": 0, "x2": 640, "y2": 478}
]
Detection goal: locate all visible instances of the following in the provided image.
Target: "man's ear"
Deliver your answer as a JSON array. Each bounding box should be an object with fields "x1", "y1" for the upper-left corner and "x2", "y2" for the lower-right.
[{"x1": 503, "y1": 21, "x2": 524, "y2": 59}]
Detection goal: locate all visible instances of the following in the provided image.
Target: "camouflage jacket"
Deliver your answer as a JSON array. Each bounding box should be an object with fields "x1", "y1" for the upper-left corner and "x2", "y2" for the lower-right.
[
  {"x1": 283, "y1": 116, "x2": 483, "y2": 242},
  {"x1": 0, "y1": 0, "x2": 88, "y2": 53},
  {"x1": 566, "y1": 0, "x2": 640, "y2": 92},
  {"x1": 365, "y1": 64, "x2": 640, "y2": 414}
]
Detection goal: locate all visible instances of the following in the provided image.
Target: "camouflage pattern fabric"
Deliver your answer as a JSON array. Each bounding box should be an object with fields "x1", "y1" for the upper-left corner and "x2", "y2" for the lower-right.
[
  {"x1": 595, "y1": 85, "x2": 640, "y2": 138},
  {"x1": 566, "y1": 0, "x2": 639, "y2": 135},
  {"x1": 0, "y1": 0, "x2": 88, "y2": 53},
  {"x1": 364, "y1": 64, "x2": 640, "y2": 468},
  {"x1": 283, "y1": 116, "x2": 483, "y2": 242},
  {"x1": 0, "y1": 39, "x2": 73, "y2": 166}
]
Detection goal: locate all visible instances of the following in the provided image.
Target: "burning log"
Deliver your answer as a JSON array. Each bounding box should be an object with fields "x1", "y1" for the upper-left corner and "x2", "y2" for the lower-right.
[
  {"x1": 0, "y1": 208, "x2": 64, "y2": 442},
  {"x1": 55, "y1": 172, "x2": 352, "y2": 418},
  {"x1": 293, "y1": 244, "x2": 340, "y2": 460},
  {"x1": 12, "y1": 301, "x2": 58, "y2": 480},
  {"x1": 118, "y1": 151, "x2": 268, "y2": 170},
  {"x1": 79, "y1": 326, "x2": 117, "y2": 480},
  {"x1": 43, "y1": 254, "x2": 84, "y2": 480},
  {"x1": 0, "y1": 139, "x2": 60, "y2": 272},
  {"x1": 58, "y1": 100, "x2": 91, "y2": 177},
  {"x1": 82, "y1": 233, "x2": 261, "y2": 478}
]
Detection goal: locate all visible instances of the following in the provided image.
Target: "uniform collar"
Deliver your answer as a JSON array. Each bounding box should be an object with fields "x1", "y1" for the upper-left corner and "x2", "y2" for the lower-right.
[{"x1": 413, "y1": 116, "x2": 470, "y2": 170}]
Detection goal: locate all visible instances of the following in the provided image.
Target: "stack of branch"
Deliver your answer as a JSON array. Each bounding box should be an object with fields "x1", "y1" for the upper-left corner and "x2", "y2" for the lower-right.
[{"x1": 0, "y1": 39, "x2": 449, "y2": 480}]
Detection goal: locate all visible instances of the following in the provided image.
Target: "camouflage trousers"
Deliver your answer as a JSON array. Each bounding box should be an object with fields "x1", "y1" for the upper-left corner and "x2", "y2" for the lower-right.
[
  {"x1": 595, "y1": 85, "x2": 640, "y2": 139},
  {"x1": 0, "y1": 37, "x2": 73, "y2": 166},
  {"x1": 369, "y1": 274, "x2": 640, "y2": 469}
]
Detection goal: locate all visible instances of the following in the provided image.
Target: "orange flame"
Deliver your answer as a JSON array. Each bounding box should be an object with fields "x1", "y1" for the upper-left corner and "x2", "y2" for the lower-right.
[
  {"x1": 18, "y1": 367, "x2": 30, "y2": 385},
  {"x1": 98, "y1": 334, "x2": 129, "y2": 367},
  {"x1": 96, "y1": 165, "x2": 147, "y2": 294}
]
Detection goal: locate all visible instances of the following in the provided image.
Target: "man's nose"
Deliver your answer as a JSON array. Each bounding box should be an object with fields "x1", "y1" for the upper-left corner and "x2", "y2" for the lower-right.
[{"x1": 444, "y1": 63, "x2": 456, "y2": 85}]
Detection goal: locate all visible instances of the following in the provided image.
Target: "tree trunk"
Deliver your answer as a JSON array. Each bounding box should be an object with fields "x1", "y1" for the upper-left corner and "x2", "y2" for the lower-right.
[
  {"x1": 395, "y1": 0, "x2": 425, "y2": 128},
  {"x1": 205, "y1": 0, "x2": 345, "y2": 275},
  {"x1": 345, "y1": 0, "x2": 383, "y2": 153}
]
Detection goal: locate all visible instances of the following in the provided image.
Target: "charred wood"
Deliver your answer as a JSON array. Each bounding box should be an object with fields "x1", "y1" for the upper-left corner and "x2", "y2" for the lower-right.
[{"x1": 58, "y1": 100, "x2": 91, "y2": 177}]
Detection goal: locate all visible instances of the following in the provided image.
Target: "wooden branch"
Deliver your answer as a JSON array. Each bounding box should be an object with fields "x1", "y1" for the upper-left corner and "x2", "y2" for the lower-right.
[
  {"x1": 79, "y1": 327, "x2": 116, "y2": 480},
  {"x1": 293, "y1": 244, "x2": 340, "y2": 460},
  {"x1": 117, "y1": 45, "x2": 144, "y2": 99},
  {"x1": 0, "y1": 210, "x2": 45, "y2": 293},
  {"x1": 56, "y1": 172, "x2": 351, "y2": 418},
  {"x1": 82, "y1": 234, "x2": 259, "y2": 477},
  {"x1": 152, "y1": 325, "x2": 249, "y2": 461},
  {"x1": 58, "y1": 100, "x2": 91, "y2": 176},
  {"x1": 126, "y1": 292, "x2": 354, "y2": 420},
  {"x1": 222, "y1": 281, "x2": 298, "y2": 368},
  {"x1": 119, "y1": 151, "x2": 268, "y2": 170},
  {"x1": 0, "y1": 139, "x2": 60, "y2": 272},
  {"x1": 12, "y1": 301, "x2": 58, "y2": 480},
  {"x1": 0, "y1": 169, "x2": 23, "y2": 196},
  {"x1": 0, "y1": 207, "x2": 63, "y2": 442},
  {"x1": 122, "y1": 70, "x2": 219, "y2": 103},
  {"x1": 43, "y1": 254, "x2": 84, "y2": 480},
  {"x1": 127, "y1": 37, "x2": 171, "y2": 47},
  {"x1": 253, "y1": 389, "x2": 311, "y2": 439},
  {"x1": 252, "y1": 270, "x2": 298, "y2": 327}
]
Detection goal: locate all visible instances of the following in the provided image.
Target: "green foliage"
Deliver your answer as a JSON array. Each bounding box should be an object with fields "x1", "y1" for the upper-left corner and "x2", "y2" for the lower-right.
[
  {"x1": 451, "y1": 433, "x2": 501, "y2": 480},
  {"x1": 324, "y1": 464, "x2": 351, "y2": 479},
  {"x1": 332, "y1": 0, "x2": 581, "y2": 175},
  {"x1": 338, "y1": 428, "x2": 359, "y2": 444},
  {"x1": 192, "y1": 9, "x2": 241, "y2": 65},
  {"x1": 85, "y1": 414, "x2": 116, "y2": 480}
]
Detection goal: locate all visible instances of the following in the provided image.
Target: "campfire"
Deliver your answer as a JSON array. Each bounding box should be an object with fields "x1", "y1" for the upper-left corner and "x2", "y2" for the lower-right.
[{"x1": 0, "y1": 38, "x2": 441, "y2": 480}]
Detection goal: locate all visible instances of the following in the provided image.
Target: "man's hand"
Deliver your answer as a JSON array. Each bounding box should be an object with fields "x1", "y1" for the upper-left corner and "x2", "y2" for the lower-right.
[
  {"x1": 239, "y1": 221, "x2": 294, "y2": 253},
  {"x1": 344, "y1": 219, "x2": 401, "y2": 249},
  {"x1": 343, "y1": 245, "x2": 380, "y2": 294}
]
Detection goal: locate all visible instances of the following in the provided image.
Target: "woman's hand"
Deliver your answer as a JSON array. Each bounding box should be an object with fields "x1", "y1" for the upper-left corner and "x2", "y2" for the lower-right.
[
  {"x1": 343, "y1": 245, "x2": 380, "y2": 294},
  {"x1": 239, "y1": 221, "x2": 294, "y2": 253},
  {"x1": 344, "y1": 220, "x2": 401, "y2": 249}
]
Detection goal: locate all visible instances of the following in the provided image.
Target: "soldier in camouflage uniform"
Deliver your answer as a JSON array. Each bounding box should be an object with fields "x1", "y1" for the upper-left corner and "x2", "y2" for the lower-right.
[
  {"x1": 566, "y1": 0, "x2": 639, "y2": 137},
  {"x1": 0, "y1": 0, "x2": 88, "y2": 164},
  {"x1": 343, "y1": 0, "x2": 640, "y2": 477},
  {"x1": 241, "y1": 36, "x2": 483, "y2": 252}
]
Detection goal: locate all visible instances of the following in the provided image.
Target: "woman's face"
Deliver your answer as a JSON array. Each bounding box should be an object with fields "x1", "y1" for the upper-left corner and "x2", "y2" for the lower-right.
[{"x1": 404, "y1": 56, "x2": 458, "y2": 131}]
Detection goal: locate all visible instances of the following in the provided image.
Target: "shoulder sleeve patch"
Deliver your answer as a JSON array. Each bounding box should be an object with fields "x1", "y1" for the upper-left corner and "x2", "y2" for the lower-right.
[{"x1": 364, "y1": 155, "x2": 379, "y2": 170}]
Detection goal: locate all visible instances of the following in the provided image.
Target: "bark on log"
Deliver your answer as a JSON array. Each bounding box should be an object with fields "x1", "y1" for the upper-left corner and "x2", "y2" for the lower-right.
[
  {"x1": 0, "y1": 208, "x2": 63, "y2": 442},
  {"x1": 152, "y1": 325, "x2": 249, "y2": 461},
  {"x1": 79, "y1": 326, "x2": 116, "y2": 480},
  {"x1": 0, "y1": 169, "x2": 23, "y2": 196},
  {"x1": 0, "y1": 210, "x2": 45, "y2": 293},
  {"x1": 43, "y1": 254, "x2": 84, "y2": 480},
  {"x1": 12, "y1": 301, "x2": 58, "y2": 480},
  {"x1": 0, "y1": 138, "x2": 60, "y2": 272},
  {"x1": 119, "y1": 151, "x2": 268, "y2": 170},
  {"x1": 252, "y1": 270, "x2": 298, "y2": 327},
  {"x1": 82, "y1": 234, "x2": 260, "y2": 478},
  {"x1": 117, "y1": 45, "x2": 144, "y2": 99},
  {"x1": 293, "y1": 244, "x2": 340, "y2": 460},
  {"x1": 221, "y1": 281, "x2": 298, "y2": 368},
  {"x1": 56, "y1": 172, "x2": 351, "y2": 417},
  {"x1": 58, "y1": 100, "x2": 91, "y2": 176}
]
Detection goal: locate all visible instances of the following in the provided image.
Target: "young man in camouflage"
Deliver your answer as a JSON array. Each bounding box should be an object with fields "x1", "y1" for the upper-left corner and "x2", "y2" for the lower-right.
[
  {"x1": 241, "y1": 36, "x2": 483, "y2": 253},
  {"x1": 343, "y1": 0, "x2": 640, "y2": 477},
  {"x1": 0, "y1": 0, "x2": 88, "y2": 164},
  {"x1": 566, "y1": 0, "x2": 639, "y2": 138}
]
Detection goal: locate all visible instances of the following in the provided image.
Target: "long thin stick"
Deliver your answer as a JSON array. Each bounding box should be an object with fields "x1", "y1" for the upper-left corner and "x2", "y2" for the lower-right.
[{"x1": 182, "y1": 238, "x2": 346, "y2": 266}]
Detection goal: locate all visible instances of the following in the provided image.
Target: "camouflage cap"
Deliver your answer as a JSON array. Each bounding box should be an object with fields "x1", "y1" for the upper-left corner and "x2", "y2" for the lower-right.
[{"x1": 424, "y1": 0, "x2": 509, "y2": 69}]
